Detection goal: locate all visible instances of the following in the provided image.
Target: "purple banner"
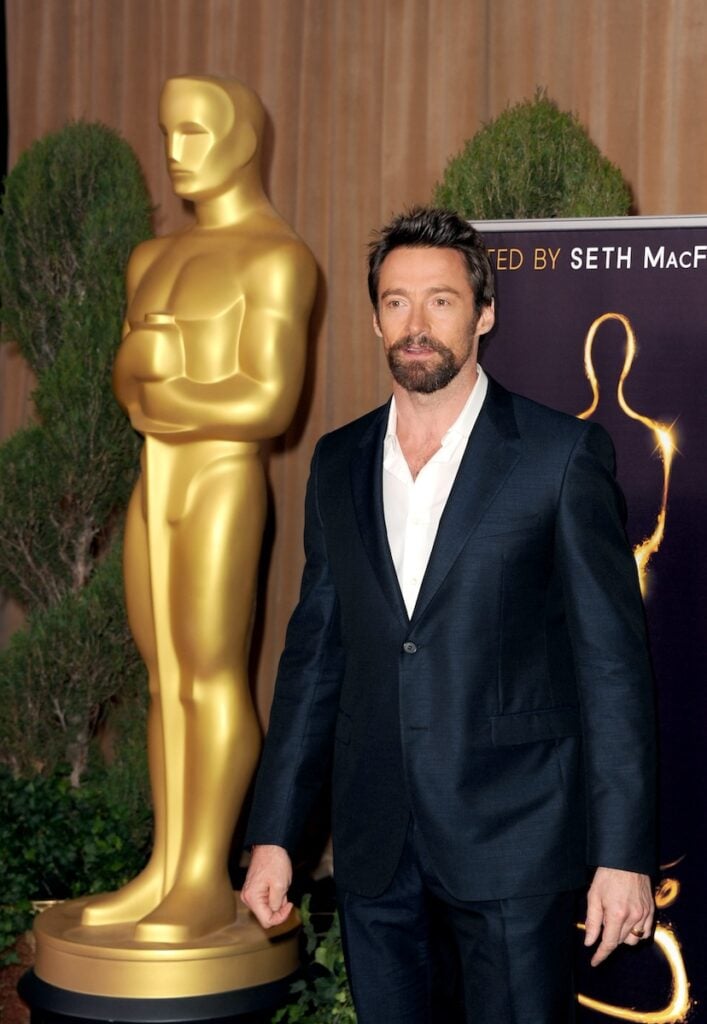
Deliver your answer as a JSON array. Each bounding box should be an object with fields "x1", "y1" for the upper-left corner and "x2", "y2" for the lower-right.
[{"x1": 480, "y1": 216, "x2": 707, "y2": 1024}]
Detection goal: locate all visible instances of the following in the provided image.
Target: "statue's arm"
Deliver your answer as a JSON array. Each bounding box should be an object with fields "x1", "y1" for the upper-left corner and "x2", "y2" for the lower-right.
[
  {"x1": 139, "y1": 241, "x2": 317, "y2": 441},
  {"x1": 113, "y1": 240, "x2": 169, "y2": 415}
]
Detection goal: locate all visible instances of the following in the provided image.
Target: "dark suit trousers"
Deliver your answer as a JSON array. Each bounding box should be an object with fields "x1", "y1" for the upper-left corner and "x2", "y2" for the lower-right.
[{"x1": 337, "y1": 818, "x2": 578, "y2": 1024}]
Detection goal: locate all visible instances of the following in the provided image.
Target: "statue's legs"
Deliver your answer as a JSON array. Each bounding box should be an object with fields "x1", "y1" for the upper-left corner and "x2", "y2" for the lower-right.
[
  {"x1": 81, "y1": 478, "x2": 173, "y2": 926},
  {"x1": 134, "y1": 453, "x2": 265, "y2": 943}
]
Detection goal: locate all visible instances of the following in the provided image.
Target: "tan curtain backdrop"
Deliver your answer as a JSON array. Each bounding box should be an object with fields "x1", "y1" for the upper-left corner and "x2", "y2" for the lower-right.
[{"x1": 3, "y1": 0, "x2": 707, "y2": 715}]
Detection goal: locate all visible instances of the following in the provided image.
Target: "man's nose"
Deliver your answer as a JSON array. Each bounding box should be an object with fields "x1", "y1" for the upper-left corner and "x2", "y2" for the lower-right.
[{"x1": 405, "y1": 303, "x2": 428, "y2": 337}]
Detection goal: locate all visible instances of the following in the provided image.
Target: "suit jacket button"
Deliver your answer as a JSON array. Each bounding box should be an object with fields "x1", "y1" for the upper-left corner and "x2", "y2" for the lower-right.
[{"x1": 403, "y1": 641, "x2": 417, "y2": 654}]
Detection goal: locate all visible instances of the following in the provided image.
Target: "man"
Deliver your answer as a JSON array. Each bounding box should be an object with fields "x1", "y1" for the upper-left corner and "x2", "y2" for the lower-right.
[{"x1": 242, "y1": 207, "x2": 656, "y2": 1023}]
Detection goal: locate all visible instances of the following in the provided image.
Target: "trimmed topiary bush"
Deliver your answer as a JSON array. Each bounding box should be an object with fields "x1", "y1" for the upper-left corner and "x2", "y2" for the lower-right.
[
  {"x1": 0, "y1": 121, "x2": 152, "y2": 784},
  {"x1": 0, "y1": 121, "x2": 153, "y2": 958},
  {"x1": 434, "y1": 90, "x2": 632, "y2": 219}
]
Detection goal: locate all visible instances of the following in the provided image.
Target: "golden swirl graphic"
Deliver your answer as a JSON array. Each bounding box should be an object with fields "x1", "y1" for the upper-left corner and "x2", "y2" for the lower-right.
[
  {"x1": 655, "y1": 878, "x2": 681, "y2": 910},
  {"x1": 577, "y1": 312, "x2": 677, "y2": 596},
  {"x1": 577, "y1": 919, "x2": 691, "y2": 1023},
  {"x1": 575, "y1": 314, "x2": 689, "y2": 1019}
]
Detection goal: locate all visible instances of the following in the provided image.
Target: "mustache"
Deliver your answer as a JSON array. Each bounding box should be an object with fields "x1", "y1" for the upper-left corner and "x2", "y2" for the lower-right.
[{"x1": 388, "y1": 333, "x2": 447, "y2": 355}]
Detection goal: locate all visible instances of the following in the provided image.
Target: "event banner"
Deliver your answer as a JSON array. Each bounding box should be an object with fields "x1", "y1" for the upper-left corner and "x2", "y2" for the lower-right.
[{"x1": 479, "y1": 216, "x2": 707, "y2": 1024}]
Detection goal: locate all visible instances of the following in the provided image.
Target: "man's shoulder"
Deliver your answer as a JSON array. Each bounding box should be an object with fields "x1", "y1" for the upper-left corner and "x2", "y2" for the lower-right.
[
  {"x1": 489, "y1": 375, "x2": 604, "y2": 447},
  {"x1": 317, "y1": 402, "x2": 389, "y2": 454}
]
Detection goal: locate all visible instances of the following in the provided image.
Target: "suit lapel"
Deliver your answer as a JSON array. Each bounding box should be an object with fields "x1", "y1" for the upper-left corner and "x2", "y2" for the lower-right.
[
  {"x1": 350, "y1": 403, "x2": 409, "y2": 626},
  {"x1": 411, "y1": 377, "x2": 521, "y2": 622},
  {"x1": 349, "y1": 379, "x2": 521, "y2": 627}
]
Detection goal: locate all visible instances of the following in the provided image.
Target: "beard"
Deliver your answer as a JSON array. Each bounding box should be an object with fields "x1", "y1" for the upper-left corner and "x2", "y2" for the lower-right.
[{"x1": 387, "y1": 333, "x2": 465, "y2": 394}]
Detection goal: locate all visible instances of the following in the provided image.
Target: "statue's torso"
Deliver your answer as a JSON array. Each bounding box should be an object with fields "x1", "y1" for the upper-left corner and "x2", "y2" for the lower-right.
[
  {"x1": 117, "y1": 220, "x2": 310, "y2": 511},
  {"x1": 127, "y1": 227, "x2": 293, "y2": 384}
]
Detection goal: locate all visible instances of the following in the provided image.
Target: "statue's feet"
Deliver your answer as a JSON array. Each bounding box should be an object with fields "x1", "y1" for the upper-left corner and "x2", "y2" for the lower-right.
[
  {"x1": 81, "y1": 863, "x2": 164, "y2": 928},
  {"x1": 133, "y1": 879, "x2": 237, "y2": 944}
]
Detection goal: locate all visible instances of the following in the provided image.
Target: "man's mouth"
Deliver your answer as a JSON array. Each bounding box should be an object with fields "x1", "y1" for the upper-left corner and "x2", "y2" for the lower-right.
[{"x1": 391, "y1": 335, "x2": 445, "y2": 357}]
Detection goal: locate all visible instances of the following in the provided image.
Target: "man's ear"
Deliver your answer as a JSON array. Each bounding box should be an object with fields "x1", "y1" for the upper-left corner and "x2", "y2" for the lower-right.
[
  {"x1": 478, "y1": 299, "x2": 495, "y2": 336},
  {"x1": 372, "y1": 310, "x2": 383, "y2": 338}
]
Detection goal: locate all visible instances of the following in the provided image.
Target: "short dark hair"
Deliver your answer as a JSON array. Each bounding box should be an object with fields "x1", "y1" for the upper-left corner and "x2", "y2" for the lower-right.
[{"x1": 367, "y1": 206, "x2": 495, "y2": 314}]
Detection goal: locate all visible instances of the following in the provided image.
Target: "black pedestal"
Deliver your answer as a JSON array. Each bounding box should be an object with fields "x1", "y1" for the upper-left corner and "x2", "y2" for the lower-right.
[{"x1": 18, "y1": 970, "x2": 296, "y2": 1024}]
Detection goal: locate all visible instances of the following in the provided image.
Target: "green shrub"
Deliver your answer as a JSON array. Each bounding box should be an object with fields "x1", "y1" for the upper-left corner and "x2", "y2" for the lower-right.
[
  {"x1": 272, "y1": 895, "x2": 355, "y2": 1023},
  {"x1": 0, "y1": 541, "x2": 145, "y2": 780},
  {"x1": 0, "y1": 761, "x2": 152, "y2": 964},
  {"x1": 0, "y1": 121, "x2": 152, "y2": 376},
  {"x1": 0, "y1": 121, "x2": 153, "y2": 960},
  {"x1": 434, "y1": 89, "x2": 632, "y2": 219},
  {"x1": 0, "y1": 121, "x2": 152, "y2": 783}
]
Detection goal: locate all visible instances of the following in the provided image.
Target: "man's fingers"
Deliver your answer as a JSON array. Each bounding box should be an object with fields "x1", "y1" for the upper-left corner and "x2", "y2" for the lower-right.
[
  {"x1": 590, "y1": 917, "x2": 621, "y2": 966},
  {"x1": 268, "y1": 900, "x2": 294, "y2": 926},
  {"x1": 623, "y1": 911, "x2": 654, "y2": 945},
  {"x1": 239, "y1": 884, "x2": 271, "y2": 927},
  {"x1": 639, "y1": 904, "x2": 655, "y2": 938},
  {"x1": 589, "y1": 911, "x2": 654, "y2": 964},
  {"x1": 591, "y1": 941, "x2": 612, "y2": 967},
  {"x1": 241, "y1": 885, "x2": 290, "y2": 929},
  {"x1": 240, "y1": 844, "x2": 293, "y2": 930},
  {"x1": 583, "y1": 901, "x2": 603, "y2": 947},
  {"x1": 267, "y1": 880, "x2": 286, "y2": 913},
  {"x1": 586, "y1": 868, "x2": 655, "y2": 965}
]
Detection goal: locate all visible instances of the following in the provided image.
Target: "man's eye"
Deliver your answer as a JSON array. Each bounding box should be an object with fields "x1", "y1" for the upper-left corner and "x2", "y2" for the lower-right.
[{"x1": 434, "y1": 297, "x2": 450, "y2": 306}]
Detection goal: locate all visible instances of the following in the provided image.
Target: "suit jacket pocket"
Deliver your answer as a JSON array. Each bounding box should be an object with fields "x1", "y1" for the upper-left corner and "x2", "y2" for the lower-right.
[{"x1": 491, "y1": 706, "x2": 580, "y2": 746}]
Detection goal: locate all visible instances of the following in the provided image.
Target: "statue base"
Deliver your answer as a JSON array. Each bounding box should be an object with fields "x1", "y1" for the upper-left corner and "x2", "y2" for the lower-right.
[
  {"x1": 18, "y1": 970, "x2": 297, "y2": 1021},
  {"x1": 24, "y1": 894, "x2": 299, "y2": 1013}
]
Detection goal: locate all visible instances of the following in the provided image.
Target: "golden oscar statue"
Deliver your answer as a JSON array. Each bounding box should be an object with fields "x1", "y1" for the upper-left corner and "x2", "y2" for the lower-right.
[{"x1": 29, "y1": 75, "x2": 317, "y2": 1008}]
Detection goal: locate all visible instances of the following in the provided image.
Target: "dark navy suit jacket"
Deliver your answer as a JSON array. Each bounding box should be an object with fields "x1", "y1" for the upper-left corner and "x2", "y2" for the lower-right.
[{"x1": 246, "y1": 376, "x2": 657, "y2": 900}]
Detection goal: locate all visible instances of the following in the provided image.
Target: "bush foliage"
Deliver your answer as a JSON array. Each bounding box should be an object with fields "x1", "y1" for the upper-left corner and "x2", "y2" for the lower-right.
[
  {"x1": 0, "y1": 121, "x2": 152, "y2": 783},
  {"x1": 272, "y1": 895, "x2": 356, "y2": 1023},
  {"x1": 0, "y1": 752, "x2": 152, "y2": 963},
  {"x1": 0, "y1": 122, "x2": 153, "y2": 957},
  {"x1": 434, "y1": 90, "x2": 632, "y2": 219}
]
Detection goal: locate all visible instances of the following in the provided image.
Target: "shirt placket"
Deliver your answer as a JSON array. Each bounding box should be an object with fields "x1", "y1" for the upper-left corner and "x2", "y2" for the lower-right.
[{"x1": 401, "y1": 463, "x2": 437, "y2": 615}]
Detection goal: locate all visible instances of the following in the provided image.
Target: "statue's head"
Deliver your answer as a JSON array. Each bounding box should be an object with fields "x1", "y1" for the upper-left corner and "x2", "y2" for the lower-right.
[{"x1": 158, "y1": 76, "x2": 265, "y2": 201}]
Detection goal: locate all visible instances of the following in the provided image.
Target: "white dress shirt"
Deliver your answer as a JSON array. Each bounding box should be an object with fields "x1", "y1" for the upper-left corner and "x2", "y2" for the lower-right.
[{"x1": 382, "y1": 366, "x2": 488, "y2": 618}]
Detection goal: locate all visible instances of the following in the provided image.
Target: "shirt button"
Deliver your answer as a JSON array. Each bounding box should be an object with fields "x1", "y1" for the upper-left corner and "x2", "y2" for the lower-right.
[{"x1": 403, "y1": 641, "x2": 417, "y2": 654}]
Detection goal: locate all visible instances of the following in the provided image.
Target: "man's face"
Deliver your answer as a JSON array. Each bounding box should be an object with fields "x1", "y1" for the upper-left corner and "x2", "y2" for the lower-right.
[
  {"x1": 158, "y1": 79, "x2": 252, "y2": 201},
  {"x1": 373, "y1": 247, "x2": 494, "y2": 394}
]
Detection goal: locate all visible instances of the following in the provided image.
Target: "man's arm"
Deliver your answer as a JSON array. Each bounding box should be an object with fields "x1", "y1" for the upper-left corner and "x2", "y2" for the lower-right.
[
  {"x1": 242, "y1": 440, "x2": 345, "y2": 918},
  {"x1": 555, "y1": 422, "x2": 657, "y2": 963}
]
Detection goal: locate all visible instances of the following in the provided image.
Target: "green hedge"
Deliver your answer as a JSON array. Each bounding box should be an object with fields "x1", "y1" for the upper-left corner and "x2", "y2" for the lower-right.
[
  {"x1": 0, "y1": 120, "x2": 154, "y2": 962},
  {"x1": 0, "y1": 751, "x2": 152, "y2": 963},
  {"x1": 434, "y1": 90, "x2": 632, "y2": 219},
  {"x1": 0, "y1": 120, "x2": 152, "y2": 784}
]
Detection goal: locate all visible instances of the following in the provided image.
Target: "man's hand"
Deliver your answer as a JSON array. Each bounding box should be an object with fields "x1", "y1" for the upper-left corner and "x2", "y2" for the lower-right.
[
  {"x1": 585, "y1": 867, "x2": 654, "y2": 966},
  {"x1": 240, "y1": 844, "x2": 293, "y2": 929}
]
